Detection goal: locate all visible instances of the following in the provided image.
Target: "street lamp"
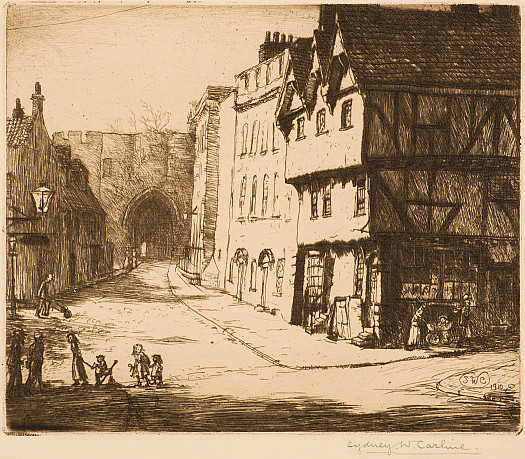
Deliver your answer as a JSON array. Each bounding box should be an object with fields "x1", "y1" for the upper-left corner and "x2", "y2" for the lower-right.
[
  {"x1": 31, "y1": 185, "x2": 54, "y2": 215},
  {"x1": 8, "y1": 184, "x2": 54, "y2": 317}
]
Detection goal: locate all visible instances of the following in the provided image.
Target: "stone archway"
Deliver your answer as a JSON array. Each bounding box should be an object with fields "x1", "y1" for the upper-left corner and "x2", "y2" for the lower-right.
[{"x1": 122, "y1": 188, "x2": 179, "y2": 260}]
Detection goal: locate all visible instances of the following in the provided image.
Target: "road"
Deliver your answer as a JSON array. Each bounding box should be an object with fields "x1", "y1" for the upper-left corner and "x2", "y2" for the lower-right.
[{"x1": 5, "y1": 262, "x2": 520, "y2": 432}]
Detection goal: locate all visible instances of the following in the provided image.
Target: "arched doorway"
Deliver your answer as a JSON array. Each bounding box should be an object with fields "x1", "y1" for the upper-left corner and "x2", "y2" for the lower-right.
[
  {"x1": 123, "y1": 189, "x2": 178, "y2": 260},
  {"x1": 258, "y1": 249, "x2": 275, "y2": 308},
  {"x1": 233, "y1": 248, "x2": 248, "y2": 300}
]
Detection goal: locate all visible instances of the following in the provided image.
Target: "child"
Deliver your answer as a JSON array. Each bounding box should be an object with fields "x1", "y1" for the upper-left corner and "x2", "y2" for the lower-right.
[
  {"x1": 150, "y1": 354, "x2": 163, "y2": 387},
  {"x1": 89, "y1": 355, "x2": 117, "y2": 387}
]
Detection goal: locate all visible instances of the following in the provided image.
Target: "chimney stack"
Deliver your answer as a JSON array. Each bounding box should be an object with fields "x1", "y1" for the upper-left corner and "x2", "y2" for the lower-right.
[
  {"x1": 31, "y1": 81, "x2": 44, "y2": 116},
  {"x1": 259, "y1": 31, "x2": 294, "y2": 63},
  {"x1": 12, "y1": 98, "x2": 24, "y2": 119}
]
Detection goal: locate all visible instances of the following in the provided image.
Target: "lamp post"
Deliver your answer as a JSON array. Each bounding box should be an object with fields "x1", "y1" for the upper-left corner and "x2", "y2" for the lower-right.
[{"x1": 7, "y1": 184, "x2": 54, "y2": 318}]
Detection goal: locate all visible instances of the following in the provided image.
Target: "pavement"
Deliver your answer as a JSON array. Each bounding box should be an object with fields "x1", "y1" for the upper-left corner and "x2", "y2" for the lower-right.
[{"x1": 167, "y1": 264, "x2": 465, "y2": 370}]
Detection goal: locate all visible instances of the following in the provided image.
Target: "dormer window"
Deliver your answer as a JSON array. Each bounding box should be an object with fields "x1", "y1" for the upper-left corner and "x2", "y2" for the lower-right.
[
  {"x1": 341, "y1": 99, "x2": 353, "y2": 130},
  {"x1": 296, "y1": 117, "x2": 305, "y2": 140}
]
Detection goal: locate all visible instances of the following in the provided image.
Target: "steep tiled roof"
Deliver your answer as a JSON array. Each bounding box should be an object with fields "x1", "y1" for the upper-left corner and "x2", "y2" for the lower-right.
[
  {"x1": 289, "y1": 37, "x2": 313, "y2": 97},
  {"x1": 336, "y1": 5, "x2": 520, "y2": 90},
  {"x1": 62, "y1": 185, "x2": 105, "y2": 215},
  {"x1": 313, "y1": 29, "x2": 332, "y2": 80},
  {"x1": 6, "y1": 115, "x2": 34, "y2": 147}
]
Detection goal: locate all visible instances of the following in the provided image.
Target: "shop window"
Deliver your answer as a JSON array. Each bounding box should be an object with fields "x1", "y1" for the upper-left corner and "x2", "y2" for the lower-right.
[
  {"x1": 310, "y1": 185, "x2": 318, "y2": 219},
  {"x1": 322, "y1": 183, "x2": 331, "y2": 217},
  {"x1": 316, "y1": 109, "x2": 326, "y2": 134},
  {"x1": 355, "y1": 180, "x2": 366, "y2": 216},
  {"x1": 250, "y1": 259, "x2": 257, "y2": 291},
  {"x1": 354, "y1": 251, "x2": 364, "y2": 296},
  {"x1": 305, "y1": 253, "x2": 324, "y2": 312},
  {"x1": 262, "y1": 174, "x2": 269, "y2": 216},
  {"x1": 341, "y1": 99, "x2": 353, "y2": 129},
  {"x1": 296, "y1": 117, "x2": 305, "y2": 140},
  {"x1": 250, "y1": 175, "x2": 257, "y2": 215},
  {"x1": 239, "y1": 175, "x2": 247, "y2": 215}
]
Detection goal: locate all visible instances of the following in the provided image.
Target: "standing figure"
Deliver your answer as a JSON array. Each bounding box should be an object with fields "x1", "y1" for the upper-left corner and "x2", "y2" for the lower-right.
[
  {"x1": 6, "y1": 329, "x2": 25, "y2": 399},
  {"x1": 130, "y1": 344, "x2": 150, "y2": 387},
  {"x1": 150, "y1": 354, "x2": 163, "y2": 387},
  {"x1": 66, "y1": 332, "x2": 88, "y2": 385},
  {"x1": 456, "y1": 294, "x2": 472, "y2": 348},
  {"x1": 26, "y1": 332, "x2": 45, "y2": 393},
  {"x1": 89, "y1": 355, "x2": 117, "y2": 387},
  {"x1": 36, "y1": 274, "x2": 54, "y2": 317},
  {"x1": 407, "y1": 303, "x2": 426, "y2": 350}
]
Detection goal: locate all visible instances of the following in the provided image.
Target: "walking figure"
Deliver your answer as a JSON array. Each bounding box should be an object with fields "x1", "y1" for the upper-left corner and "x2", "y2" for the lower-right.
[
  {"x1": 66, "y1": 332, "x2": 89, "y2": 385},
  {"x1": 456, "y1": 294, "x2": 472, "y2": 348},
  {"x1": 129, "y1": 344, "x2": 151, "y2": 387},
  {"x1": 150, "y1": 354, "x2": 163, "y2": 387},
  {"x1": 36, "y1": 274, "x2": 54, "y2": 317},
  {"x1": 7, "y1": 329, "x2": 25, "y2": 399},
  {"x1": 407, "y1": 303, "x2": 426, "y2": 350},
  {"x1": 26, "y1": 332, "x2": 45, "y2": 394}
]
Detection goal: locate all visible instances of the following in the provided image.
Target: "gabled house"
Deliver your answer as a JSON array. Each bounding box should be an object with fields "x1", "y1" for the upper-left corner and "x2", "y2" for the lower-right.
[
  {"x1": 6, "y1": 83, "x2": 111, "y2": 306},
  {"x1": 278, "y1": 5, "x2": 520, "y2": 347}
]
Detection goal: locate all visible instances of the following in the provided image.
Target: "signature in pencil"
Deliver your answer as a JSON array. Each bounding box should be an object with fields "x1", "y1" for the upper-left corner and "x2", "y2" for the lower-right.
[{"x1": 347, "y1": 439, "x2": 477, "y2": 455}]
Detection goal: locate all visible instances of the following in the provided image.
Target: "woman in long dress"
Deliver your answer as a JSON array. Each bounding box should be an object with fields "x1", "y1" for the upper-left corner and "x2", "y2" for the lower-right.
[
  {"x1": 66, "y1": 332, "x2": 88, "y2": 385},
  {"x1": 407, "y1": 304, "x2": 425, "y2": 349}
]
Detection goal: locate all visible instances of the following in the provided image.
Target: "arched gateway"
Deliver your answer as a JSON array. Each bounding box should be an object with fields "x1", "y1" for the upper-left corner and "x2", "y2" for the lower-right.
[{"x1": 122, "y1": 187, "x2": 182, "y2": 260}]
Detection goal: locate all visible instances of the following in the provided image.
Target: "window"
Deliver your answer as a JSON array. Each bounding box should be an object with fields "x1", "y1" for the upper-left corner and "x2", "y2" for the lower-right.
[
  {"x1": 239, "y1": 175, "x2": 247, "y2": 214},
  {"x1": 316, "y1": 109, "x2": 326, "y2": 134},
  {"x1": 217, "y1": 249, "x2": 221, "y2": 261},
  {"x1": 297, "y1": 117, "x2": 305, "y2": 140},
  {"x1": 322, "y1": 183, "x2": 332, "y2": 217},
  {"x1": 354, "y1": 251, "x2": 364, "y2": 296},
  {"x1": 261, "y1": 121, "x2": 268, "y2": 154},
  {"x1": 250, "y1": 121, "x2": 260, "y2": 155},
  {"x1": 279, "y1": 55, "x2": 284, "y2": 76},
  {"x1": 341, "y1": 99, "x2": 353, "y2": 129},
  {"x1": 262, "y1": 174, "x2": 269, "y2": 216},
  {"x1": 275, "y1": 258, "x2": 285, "y2": 296},
  {"x1": 250, "y1": 259, "x2": 257, "y2": 291},
  {"x1": 244, "y1": 74, "x2": 249, "y2": 91},
  {"x1": 273, "y1": 173, "x2": 279, "y2": 216},
  {"x1": 355, "y1": 180, "x2": 366, "y2": 216},
  {"x1": 241, "y1": 123, "x2": 248, "y2": 156},
  {"x1": 102, "y1": 158, "x2": 112, "y2": 178},
  {"x1": 255, "y1": 68, "x2": 261, "y2": 87},
  {"x1": 250, "y1": 176, "x2": 257, "y2": 215},
  {"x1": 311, "y1": 185, "x2": 318, "y2": 219},
  {"x1": 266, "y1": 64, "x2": 272, "y2": 85},
  {"x1": 489, "y1": 174, "x2": 519, "y2": 201},
  {"x1": 272, "y1": 122, "x2": 278, "y2": 151}
]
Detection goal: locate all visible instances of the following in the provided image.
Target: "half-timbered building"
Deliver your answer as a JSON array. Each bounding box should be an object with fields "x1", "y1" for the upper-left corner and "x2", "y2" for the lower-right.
[{"x1": 279, "y1": 5, "x2": 520, "y2": 348}]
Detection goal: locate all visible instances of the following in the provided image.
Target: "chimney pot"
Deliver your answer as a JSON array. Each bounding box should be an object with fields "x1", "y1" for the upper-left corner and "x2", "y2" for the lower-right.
[
  {"x1": 12, "y1": 98, "x2": 25, "y2": 118},
  {"x1": 281, "y1": 32, "x2": 286, "y2": 43},
  {"x1": 35, "y1": 81, "x2": 41, "y2": 95},
  {"x1": 273, "y1": 31, "x2": 280, "y2": 42},
  {"x1": 265, "y1": 31, "x2": 271, "y2": 42},
  {"x1": 288, "y1": 34, "x2": 293, "y2": 42}
]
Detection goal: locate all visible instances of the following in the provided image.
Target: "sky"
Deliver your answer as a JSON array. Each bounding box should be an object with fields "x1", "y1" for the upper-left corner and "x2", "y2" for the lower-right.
[{"x1": 6, "y1": 3, "x2": 319, "y2": 134}]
